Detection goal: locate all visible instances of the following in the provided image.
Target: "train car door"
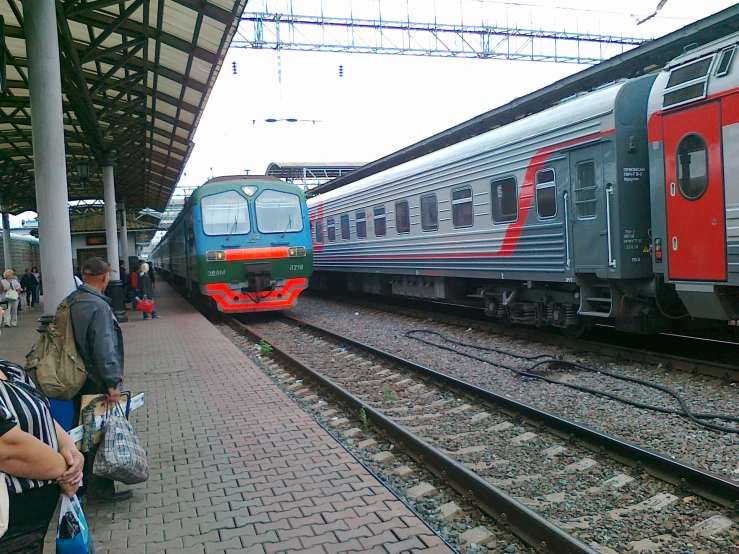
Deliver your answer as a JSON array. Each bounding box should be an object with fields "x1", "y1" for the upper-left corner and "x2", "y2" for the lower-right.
[
  {"x1": 569, "y1": 145, "x2": 607, "y2": 272},
  {"x1": 663, "y1": 102, "x2": 726, "y2": 281}
]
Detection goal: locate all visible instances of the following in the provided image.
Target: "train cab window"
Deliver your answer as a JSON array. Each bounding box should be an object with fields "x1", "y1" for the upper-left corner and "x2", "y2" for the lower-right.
[
  {"x1": 535, "y1": 169, "x2": 557, "y2": 219},
  {"x1": 420, "y1": 194, "x2": 438, "y2": 231},
  {"x1": 395, "y1": 201, "x2": 410, "y2": 234},
  {"x1": 314, "y1": 220, "x2": 323, "y2": 243},
  {"x1": 575, "y1": 161, "x2": 597, "y2": 218},
  {"x1": 451, "y1": 187, "x2": 473, "y2": 228},
  {"x1": 374, "y1": 206, "x2": 386, "y2": 237},
  {"x1": 356, "y1": 211, "x2": 367, "y2": 238},
  {"x1": 201, "y1": 190, "x2": 251, "y2": 236},
  {"x1": 341, "y1": 214, "x2": 350, "y2": 240},
  {"x1": 327, "y1": 218, "x2": 336, "y2": 242},
  {"x1": 255, "y1": 190, "x2": 304, "y2": 233},
  {"x1": 677, "y1": 134, "x2": 709, "y2": 200},
  {"x1": 491, "y1": 177, "x2": 518, "y2": 224}
]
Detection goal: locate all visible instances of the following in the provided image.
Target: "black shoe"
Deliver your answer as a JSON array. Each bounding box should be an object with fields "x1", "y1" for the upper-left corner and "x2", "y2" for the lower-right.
[{"x1": 98, "y1": 490, "x2": 133, "y2": 503}]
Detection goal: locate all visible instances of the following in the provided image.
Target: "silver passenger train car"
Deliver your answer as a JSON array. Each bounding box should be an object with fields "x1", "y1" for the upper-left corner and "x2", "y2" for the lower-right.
[
  {"x1": 307, "y1": 30, "x2": 739, "y2": 335},
  {"x1": 309, "y1": 76, "x2": 657, "y2": 334}
]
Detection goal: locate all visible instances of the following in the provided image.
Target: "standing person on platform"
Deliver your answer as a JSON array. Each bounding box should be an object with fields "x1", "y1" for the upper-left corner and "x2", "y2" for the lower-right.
[
  {"x1": 130, "y1": 263, "x2": 139, "y2": 311},
  {"x1": 65, "y1": 257, "x2": 132, "y2": 503},
  {"x1": 137, "y1": 262, "x2": 160, "y2": 320},
  {"x1": 20, "y1": 268, "x2": 38, "y2": 308},
  {"x1": 31, "y1": 266, "x2": 41, "y2": 306},
  {"x1": 1, "y1": 270, "x2": 21, "y2": 327}
]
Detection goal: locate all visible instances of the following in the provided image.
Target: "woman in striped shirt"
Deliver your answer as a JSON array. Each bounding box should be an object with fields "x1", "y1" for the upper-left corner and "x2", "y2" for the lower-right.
[{"x1": 0, "y1": 361, "x2": 84, "y2": 554}]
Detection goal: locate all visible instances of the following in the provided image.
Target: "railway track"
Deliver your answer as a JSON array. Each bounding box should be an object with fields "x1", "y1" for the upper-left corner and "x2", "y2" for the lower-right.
[
  {"x1": 222, "y1": 313, "x2": 739, "y2": 554},
  {"x1": 311, "y1": 293, "x2": 739, "y2": 383}
]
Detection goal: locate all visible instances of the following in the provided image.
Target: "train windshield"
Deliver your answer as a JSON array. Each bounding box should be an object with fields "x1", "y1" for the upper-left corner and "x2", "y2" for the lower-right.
[
  {"x1": 201, "y1": 191, "x2": 251, "y2": 236},
  {"x1": 255, "y1": 190, "x2": 304, "y2": 234}
]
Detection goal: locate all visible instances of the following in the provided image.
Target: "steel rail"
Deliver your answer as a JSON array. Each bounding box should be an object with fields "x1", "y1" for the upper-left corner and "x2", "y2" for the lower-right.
[
  {"x1": 224, "y1": 315, "x2": 598, "y2": 554},
  {"x1": 316, "y1": 295, "x2": 739, "y2": 382},
  {"x1": 282, "y1": 314, "x2": 739, "y2": 511}
]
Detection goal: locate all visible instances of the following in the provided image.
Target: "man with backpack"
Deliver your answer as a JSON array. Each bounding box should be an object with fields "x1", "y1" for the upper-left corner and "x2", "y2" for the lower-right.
[{"x1": 66, "y1": 257, "x2": 131, "y2": 503}]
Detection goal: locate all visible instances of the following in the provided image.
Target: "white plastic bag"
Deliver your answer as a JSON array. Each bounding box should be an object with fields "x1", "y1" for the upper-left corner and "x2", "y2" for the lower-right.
[{"x1": 0, "y1": 472, "x2": 8, "y2": 539}]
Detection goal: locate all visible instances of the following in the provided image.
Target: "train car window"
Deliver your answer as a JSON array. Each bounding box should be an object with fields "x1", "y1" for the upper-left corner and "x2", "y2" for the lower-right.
[
  {"x1": 201, "y1": 190, "x2": 251, "y2": 236},
  {"x1": 374, "y1": 206, "x2": 386, "y2": 237},
  {"x1": 314, "y1": 220, "x2": 323, "y2": 243},
  {"x1": 535, "y1": 169, "x2": 557, "y2": 219},
  {"x1": 327, "y1": 218, "x2": 336, "y2": 242},
  {"x1": 356, "y1": 211, "x2": 367, "y2": 238},
  {"x1": 575, "y1": 162, "x2": 597, "y2": 218},
  {"x1": 255, "y1": 190, "x2": 304, "y2": 233},
  {"x1": 395, "y1": 201, "x2": 410, "y2": 234},
  {"x1": 677, "y1": 134, "x2": 709, "y2": 200},
  {"x1": 451, "y1": 187, "x2": 473, "y2": 228},
  {"x1": 341, "y1": 214, "x2": 350, "y2": 240},
  {"x1": 716, "y1": 46, "x2": 736, "y2": 77},
  {"x1": 420, "y1": 194, "x2": 438, "y2": 231},
  {"x1": 491, "y1": 177, "x2": 518, "y2": 223}
]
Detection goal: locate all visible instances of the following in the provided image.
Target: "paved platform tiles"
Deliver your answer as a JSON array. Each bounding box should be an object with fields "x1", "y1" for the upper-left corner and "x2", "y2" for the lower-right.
[
  {"x1": 0, "y1": 296, "x2": 47, "y2": 363},
  {"x1": 1, "y1": 283, "x2": 453, "y2": 554}
]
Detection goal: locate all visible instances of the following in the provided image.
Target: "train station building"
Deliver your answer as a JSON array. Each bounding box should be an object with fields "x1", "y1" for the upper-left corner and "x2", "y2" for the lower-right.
[{"x1": 0, "y1": 1, "x2": 739, "y2": 553}]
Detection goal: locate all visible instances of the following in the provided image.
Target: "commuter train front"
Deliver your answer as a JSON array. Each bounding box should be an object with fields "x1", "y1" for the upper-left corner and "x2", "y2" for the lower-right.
[{"x1": 153, "y1": 176, "x2": 313, "y2": 313}]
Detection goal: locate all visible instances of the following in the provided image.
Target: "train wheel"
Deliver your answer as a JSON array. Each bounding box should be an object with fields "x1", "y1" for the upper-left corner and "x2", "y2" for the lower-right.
[{"x1": 562, "y1": 317, "x2": 593, "y2": 339}]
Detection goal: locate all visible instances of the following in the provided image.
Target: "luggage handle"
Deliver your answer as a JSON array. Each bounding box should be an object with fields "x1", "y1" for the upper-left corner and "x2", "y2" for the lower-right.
[{"x1": 88, "y1": 391, "x2": 132, "y2": 419}]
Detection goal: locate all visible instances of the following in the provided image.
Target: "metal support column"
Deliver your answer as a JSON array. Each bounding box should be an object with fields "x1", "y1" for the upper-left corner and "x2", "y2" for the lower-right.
[
  {"x1": 1, "y1": 212, "x2": 12, "y2": 272},
  {"x1": 24, "y1": 0, "x2": 75, "y2": 318},
  {"x1": 119, "y1": 203, "x2": 129, "y2": 274},
  {"x1": 102, "y1": 157, "x2": 127, "y2": 322}
]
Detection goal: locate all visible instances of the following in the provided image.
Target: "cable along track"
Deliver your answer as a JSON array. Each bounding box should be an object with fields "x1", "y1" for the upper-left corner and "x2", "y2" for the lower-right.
[
  {"x1": 227, "y1": 314, "x2": 738, "y2": 554},
  {"x1": 313, "y1": 294, "x2": 739, "y2": 383}
]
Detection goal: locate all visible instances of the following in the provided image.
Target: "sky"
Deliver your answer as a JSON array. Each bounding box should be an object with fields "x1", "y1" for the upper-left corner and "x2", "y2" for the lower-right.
[
  {"x1": 182, "y1": 0, "x2": 737, "y2": 186},
  {"x1": 10, "y1": 0, "x2": 739, "y2": 229}
]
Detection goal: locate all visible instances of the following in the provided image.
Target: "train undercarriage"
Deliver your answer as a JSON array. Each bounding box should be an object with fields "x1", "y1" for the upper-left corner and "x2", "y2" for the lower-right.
[{"x1": 312, "y1": 271, "x2": 739, "y2": 337}]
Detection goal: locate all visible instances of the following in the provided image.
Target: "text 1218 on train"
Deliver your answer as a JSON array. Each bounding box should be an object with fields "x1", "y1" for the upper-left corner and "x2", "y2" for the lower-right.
[
  {"x1": 151, "y1": 176, "x2": 313, "y2": 313},
  {"x1": 308, "y1": 32, "x2": 739, "y2": 335}
]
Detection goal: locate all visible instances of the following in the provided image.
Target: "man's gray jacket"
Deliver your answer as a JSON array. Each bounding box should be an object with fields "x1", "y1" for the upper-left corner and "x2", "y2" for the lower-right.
[{"x1": 66, "y1": 284, "x2": 124, "y2": 392}]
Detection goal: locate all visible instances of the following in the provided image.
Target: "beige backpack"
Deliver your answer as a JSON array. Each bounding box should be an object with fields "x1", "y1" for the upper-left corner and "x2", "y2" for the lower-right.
[{"x1": 25, "y1": 295, "x2": 87, "y2": 400}]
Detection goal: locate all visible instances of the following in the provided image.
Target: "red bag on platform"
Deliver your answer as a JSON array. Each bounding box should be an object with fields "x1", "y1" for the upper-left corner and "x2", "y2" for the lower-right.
[{"x1": 136, "y1": 299, "x2": 154, "y2": 314}]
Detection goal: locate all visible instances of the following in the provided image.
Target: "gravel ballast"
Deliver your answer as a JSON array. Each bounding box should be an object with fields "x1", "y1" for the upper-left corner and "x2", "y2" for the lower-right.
[{"x1": 291, "y1": 297, "x2": 739, "y2": 480}]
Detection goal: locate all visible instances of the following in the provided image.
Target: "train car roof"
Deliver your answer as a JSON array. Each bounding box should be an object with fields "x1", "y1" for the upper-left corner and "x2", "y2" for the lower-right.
[
  {"x1": 308, "y1": 80, "x2": 626, "y2": 207},
  {"x1": 666, "y1": 30, "x2": 739, "y2": 69}
]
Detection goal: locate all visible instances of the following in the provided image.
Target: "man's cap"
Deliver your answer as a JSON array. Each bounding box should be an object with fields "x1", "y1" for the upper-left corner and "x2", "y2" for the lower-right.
[{"x1": 82, "y1": 257, "x2": 111, "y2": 276}]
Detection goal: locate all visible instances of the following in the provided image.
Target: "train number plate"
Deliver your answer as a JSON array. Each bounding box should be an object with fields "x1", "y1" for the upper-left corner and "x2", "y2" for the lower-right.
[
  {"x1": 207, "y1": 269, "x2": 226, "y2": 277},
  {"x1": 290, "y1": 264, "x2": 304, "y2": 271}
]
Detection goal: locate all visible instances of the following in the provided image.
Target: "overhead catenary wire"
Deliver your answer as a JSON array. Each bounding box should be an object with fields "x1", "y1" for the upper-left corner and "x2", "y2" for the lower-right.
[{"x1": 405, "y1": 329, "x2": 739, "y2": 434}]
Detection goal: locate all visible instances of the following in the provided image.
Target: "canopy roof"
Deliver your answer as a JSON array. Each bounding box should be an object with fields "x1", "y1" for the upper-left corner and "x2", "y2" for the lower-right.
[{"x1": 0, "y1": 0, "x2": 247, "y2": 214}]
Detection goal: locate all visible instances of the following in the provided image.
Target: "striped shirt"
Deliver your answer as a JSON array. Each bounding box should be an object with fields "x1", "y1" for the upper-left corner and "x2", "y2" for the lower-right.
[{"x1": 0, "y1": 361, "x2": 59, "y2": 494}]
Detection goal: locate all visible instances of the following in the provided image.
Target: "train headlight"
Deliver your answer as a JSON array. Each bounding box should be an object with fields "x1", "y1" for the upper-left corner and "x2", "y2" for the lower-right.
[
  {"x1": 242, "y1": 186, "x2": 257, "y2": 196},
  {"x1": 206, "y1": 250, "x2": 226, "y2": 261},
  {"x1": 288, "y1": 246, "x2": 306, "y2": 257}
]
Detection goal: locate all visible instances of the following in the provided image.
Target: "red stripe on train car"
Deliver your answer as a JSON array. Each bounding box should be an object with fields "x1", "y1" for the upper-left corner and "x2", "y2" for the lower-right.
[{"x1": 314, "y1": 128, "x2": 615, "y2": 262}]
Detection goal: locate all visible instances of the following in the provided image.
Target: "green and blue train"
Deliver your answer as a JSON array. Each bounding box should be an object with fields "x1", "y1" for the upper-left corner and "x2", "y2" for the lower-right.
[{"x1": 150, "y1": 175, "x2": 313, "y2": 313}]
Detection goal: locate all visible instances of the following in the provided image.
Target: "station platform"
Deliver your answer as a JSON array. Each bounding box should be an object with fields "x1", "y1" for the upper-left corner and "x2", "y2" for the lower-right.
[{"x1": 0, "y1": 283, "x2": 451, "y2": 554}]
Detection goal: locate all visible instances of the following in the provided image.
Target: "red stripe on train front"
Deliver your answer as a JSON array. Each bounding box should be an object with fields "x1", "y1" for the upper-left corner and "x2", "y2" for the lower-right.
[
  {"x1": 205, "y1": 279, "x2": 308, "y2": 313},
  {"x1": 223, "y1": 247, "x2": 289, "y2": 261}
]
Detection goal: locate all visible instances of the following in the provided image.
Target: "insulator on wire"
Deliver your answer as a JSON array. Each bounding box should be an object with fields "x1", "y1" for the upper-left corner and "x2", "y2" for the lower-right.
[
  {"x1": 232, "y1": 61, "x2": 237, "y2": 75},
  {"x1": 339, "y1": 64, "x2": 344, "y2": 78}
]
